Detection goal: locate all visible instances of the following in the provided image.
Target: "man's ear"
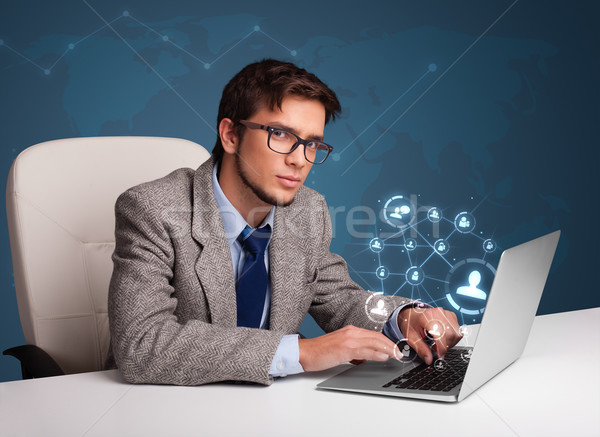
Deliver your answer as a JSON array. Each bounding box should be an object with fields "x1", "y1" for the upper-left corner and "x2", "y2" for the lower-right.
[{"x1": 219, "y1": 118, "x2": 238, "y2": 155}]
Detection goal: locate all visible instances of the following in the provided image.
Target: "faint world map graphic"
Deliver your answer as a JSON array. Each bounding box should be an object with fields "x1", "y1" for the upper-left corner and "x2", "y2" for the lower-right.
[{"x1": 1, "y1": 10, "x2": 570, "y2": 326}]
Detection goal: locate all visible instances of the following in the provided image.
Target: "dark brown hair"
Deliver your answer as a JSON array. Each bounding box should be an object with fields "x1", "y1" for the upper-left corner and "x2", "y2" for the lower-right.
[{"x1": 212, "y1": 59, "x2": 341, "y2": 160}]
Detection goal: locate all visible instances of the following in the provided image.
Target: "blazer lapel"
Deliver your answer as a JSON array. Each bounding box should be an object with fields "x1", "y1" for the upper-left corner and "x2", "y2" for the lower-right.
[
  {"x1": 191, "y1": 157, "x2": 237, "y2": 328},
  {"x1": 269, "y1": 201, "x2": 309, "y2": 332}
]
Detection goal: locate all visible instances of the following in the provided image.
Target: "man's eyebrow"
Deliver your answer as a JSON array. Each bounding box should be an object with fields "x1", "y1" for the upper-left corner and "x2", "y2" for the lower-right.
[{"x1": 267, "y1": 122, "x2": 324, "y2": 141}]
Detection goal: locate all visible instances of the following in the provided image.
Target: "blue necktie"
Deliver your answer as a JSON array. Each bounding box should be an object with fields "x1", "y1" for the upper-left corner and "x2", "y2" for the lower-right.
[{"x1": 236, "y1": 226, "x2": 271, "y2": 328}]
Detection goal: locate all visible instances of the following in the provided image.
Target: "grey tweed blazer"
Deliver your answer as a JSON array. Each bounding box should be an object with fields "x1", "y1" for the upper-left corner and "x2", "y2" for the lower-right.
[{"x1": 107, "y1": 156, "x2": 411, "y2": 386}]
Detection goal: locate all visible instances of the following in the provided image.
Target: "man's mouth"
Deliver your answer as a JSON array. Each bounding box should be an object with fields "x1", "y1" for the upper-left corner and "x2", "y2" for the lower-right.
[{"x1": 276, "y1": 175, "x2": 301, "y2": 188}]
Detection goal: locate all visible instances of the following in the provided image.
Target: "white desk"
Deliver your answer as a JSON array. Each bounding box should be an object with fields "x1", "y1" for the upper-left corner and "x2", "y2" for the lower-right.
[{"x1": 1, "y1": 308, "x2": 599, "y2": 437}]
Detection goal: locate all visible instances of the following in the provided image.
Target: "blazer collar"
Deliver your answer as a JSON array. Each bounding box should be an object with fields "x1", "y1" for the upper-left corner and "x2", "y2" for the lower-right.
[
  {"x1": 191, "y1": 156, "x2": 237, "y2": 327},
  {"x1": 269, "y1": 188, "x2": 319, "y2": 331},
  {"x1": 192, "y1": 156, "x2": 223, "y2": 245}
]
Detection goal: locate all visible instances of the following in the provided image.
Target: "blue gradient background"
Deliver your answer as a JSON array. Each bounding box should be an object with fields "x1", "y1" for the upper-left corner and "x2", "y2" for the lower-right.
[{"x1": 0, "y1": 0, "x2": 597, "y2": 382}]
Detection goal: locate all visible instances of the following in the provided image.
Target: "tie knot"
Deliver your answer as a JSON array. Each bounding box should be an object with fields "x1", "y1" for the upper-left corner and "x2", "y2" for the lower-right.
[{"x1": 240, "y1": 226, "x2": 271, "y2": 255}]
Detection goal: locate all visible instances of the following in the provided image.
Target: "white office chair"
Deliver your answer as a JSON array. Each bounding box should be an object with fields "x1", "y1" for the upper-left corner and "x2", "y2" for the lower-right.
[{"x1": 4, "y1": 137, "x2": 210, "y2": 378}]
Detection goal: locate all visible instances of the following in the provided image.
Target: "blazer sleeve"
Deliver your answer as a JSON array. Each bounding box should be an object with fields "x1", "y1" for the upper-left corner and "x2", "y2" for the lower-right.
[
  {"x1": 308, "y1": 195, "x2": 414, "y2": 333},
  {"x1": 108, "y1": 189, "x2": 283, "y2": 386}
]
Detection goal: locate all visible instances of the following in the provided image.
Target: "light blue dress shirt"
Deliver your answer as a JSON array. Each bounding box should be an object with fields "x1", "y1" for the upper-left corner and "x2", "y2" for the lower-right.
[{"x1": 211, "y1": 162, "x2": 413, "y2": 377}]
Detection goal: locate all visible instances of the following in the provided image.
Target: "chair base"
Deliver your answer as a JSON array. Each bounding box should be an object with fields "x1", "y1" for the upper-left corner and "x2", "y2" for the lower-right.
[{"x1": 3, "y1": 345, "x2": 65, "y2": 379}]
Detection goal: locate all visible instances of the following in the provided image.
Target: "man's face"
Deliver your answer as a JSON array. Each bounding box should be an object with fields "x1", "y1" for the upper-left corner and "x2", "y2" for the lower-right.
[{"x1": 233, "y1": 96, "x2": 326, "y2": 207}]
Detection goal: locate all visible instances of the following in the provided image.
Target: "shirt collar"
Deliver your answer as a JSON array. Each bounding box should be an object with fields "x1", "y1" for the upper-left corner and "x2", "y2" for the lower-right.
[{"x1": 212, "y1": 160, "x2": 275, "y2": 244}]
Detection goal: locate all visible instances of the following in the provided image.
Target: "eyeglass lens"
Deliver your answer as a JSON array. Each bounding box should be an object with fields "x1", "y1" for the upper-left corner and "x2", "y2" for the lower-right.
[{"x1": 269, "y1": 129, "x2": 330, "y2": 164}]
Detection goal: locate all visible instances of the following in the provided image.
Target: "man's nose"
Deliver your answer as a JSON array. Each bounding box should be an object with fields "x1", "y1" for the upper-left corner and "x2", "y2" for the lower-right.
[{"x1": 285, "y1": 143, "x2": 306, "y2": 167}]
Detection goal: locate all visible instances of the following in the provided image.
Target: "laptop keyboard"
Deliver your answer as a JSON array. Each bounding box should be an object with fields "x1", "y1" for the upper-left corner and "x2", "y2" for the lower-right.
[{"x1": 382, "y1": 348, "x2": 471, "y2": 392}]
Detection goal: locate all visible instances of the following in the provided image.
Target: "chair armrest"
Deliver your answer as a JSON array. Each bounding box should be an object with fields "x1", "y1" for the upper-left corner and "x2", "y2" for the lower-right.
[{"x1": 3, "y1": 345, "x2": 65, "y2": 379}]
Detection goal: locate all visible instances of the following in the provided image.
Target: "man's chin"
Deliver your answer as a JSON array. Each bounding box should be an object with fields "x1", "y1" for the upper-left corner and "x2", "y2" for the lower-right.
[
  {"x1": 275, "y1": 196, "x2": 295, "y2": 207},
  {"x1": 267, "y1": 190, "x2": 296, "y2": 207},
  {"x1": 251, "y1": 185, "x2": 297, "y2": 208}
]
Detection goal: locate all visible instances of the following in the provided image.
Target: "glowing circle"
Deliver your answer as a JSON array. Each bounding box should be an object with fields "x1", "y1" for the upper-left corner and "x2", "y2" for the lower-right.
[
  {"x1": 364, "y1": 293, "x2": 395, "y2": 323},
  {"x1": 427, "y1": 207, "x2": 442, "y2": 223},
  {"x1": 434, "y1": 359, "x2": 448, "y2": 372},
  {"x1": 434, "y1": 239, "x2": 449, "y2": 255},
  {"x1": 406, "y1": 266, "x2": 424, "y2": 286},
  {"x1": 375, "y1": 266, "x2": 390, "y2": 280},
  {"x1": 404, "y1": 238, "x2": 417, "y2": 251},
  {"x1": 483, "y1": 239, "x2": 496, "y2": 253},
  {"x1": 395, "y1": 340, "x2": 418, "y2": 363},
  {"x1": 445, "y1": 258, "x2": 496, "y2": 315},
  {"x1": 383, "y1": 195, "x2": 414, "y2": 229},
  {"x1": 424, "y1": 319, "x2": 447, "y2": 340},
  {"x1": 369, "y1": 238, "x2": 384, "y2": 253},
  {"x1": 454, "y1": 212, "x2": 476, "y2": 234}
]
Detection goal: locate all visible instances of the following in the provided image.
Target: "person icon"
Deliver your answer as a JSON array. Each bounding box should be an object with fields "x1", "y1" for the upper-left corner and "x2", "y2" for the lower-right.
[
  {"x1": 406, "y1": 267, "x2": 424, "y2": 286},
  {"x1": 428, "y1": 207, "x2": 442, "y2": 223},
  {"x1": 406, "y1": 239, "x2": 415, "y2": 249},
  {"x1": 370, "y1": 299, "x2": 387, "y2": 316},
  {"x1": 454, "y1": 212, "x2": 476, "y2": 234},
  {"x1": 376, "y1": 266, "x2": 389, "y2": 279},
  {"x1": 483, "y1": 239, "x2": 495, "y2": 253},
  {"x1": 434, "y1": 239, "x2": 449, "y2": 255},
  {"x1": 394, "y1": 341, "x2": 416, "y2": 362},
  {"x1": 370, "y1": 238, "x2": 384, "y2": 253},
  {"x1": 456, "y1": 270, "x2": 487, "y2": 300},
  {"x1": 434, "y1": 359, "x2": 447, "y2": 371},
  {"x1": 429, "y1": 323, "x2": 441, "y2": 337},
  {"x1": 390, "y1": 205, "x2": 410, "y2": 219}
]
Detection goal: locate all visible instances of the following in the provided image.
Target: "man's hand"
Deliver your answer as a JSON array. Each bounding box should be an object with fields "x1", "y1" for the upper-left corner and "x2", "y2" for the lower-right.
[
  {"x1": 398, "y1": 307, "x2": 462, "y2": 365},
  {"x1": 298, "y1": 325, "x2": 399, "y2": 372}
]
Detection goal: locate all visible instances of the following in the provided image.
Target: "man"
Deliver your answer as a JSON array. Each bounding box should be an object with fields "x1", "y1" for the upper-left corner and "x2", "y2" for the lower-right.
[{"x1": 107, "y1": 59, "x2": 461, "y2": 385}]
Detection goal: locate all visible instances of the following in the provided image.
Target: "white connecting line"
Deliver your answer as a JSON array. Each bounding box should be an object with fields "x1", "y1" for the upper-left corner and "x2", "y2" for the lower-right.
[{"x1": 340, "y1": 0, "x2": 520, "y2": 176}]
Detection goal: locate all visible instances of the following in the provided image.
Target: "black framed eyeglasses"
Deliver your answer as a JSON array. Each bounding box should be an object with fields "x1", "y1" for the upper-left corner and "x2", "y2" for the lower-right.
[{"x1": 239, "y1": 120, "x2": 333, "y2": 164}]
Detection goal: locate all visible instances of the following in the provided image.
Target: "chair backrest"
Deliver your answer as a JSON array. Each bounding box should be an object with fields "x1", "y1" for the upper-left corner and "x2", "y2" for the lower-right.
[{"x1": 6, "y1": 137, "x2": 210, "y2": 374}]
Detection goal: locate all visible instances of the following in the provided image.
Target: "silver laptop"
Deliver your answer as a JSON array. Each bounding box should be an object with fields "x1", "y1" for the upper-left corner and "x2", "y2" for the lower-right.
[{"x1": 317, "y1": 230, "x2": 561, "y2": 402}]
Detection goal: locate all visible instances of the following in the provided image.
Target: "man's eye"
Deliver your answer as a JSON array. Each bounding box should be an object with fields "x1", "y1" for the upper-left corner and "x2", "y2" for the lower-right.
[
  {"x1": 272, "y1": 129, "x2": 287, "y2": 139},
  {"x1": 307, "y1": 142, "x2": 328, "y2": 151}
]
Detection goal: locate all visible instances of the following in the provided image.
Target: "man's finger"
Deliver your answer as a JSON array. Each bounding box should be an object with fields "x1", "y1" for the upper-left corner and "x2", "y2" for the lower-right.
[
  {"x1": 435, "y1": 311, "x2": 462, "y2": 350},
  {"x1": 340, "y1": 326, "x2": 398, "y2": 361},
  {"x1": 423, "y1": 311, "x2": 462, "y2": 357},
  {"x1": 434, "y1": 336, "x2": 449, "y2": 360},
  {"x1": 407, "y1": 331, "x2": 433, "y2": 365}
]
